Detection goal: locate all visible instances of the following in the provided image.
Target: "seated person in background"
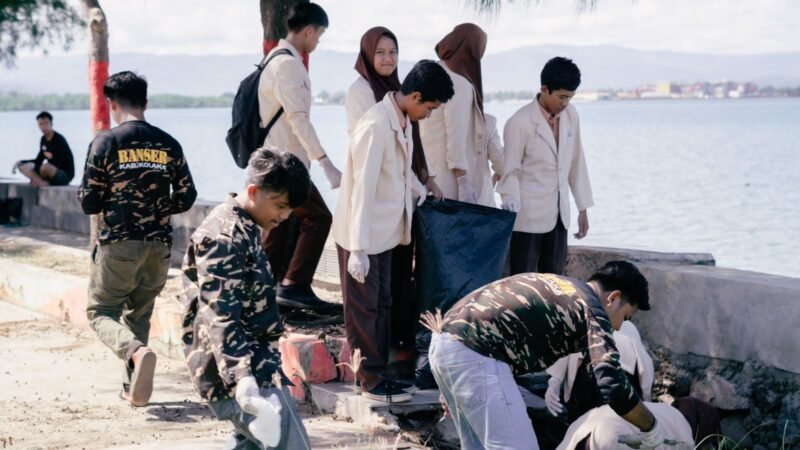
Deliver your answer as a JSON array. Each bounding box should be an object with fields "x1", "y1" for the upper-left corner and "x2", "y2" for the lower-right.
[{"x1": 14, "y1": 111, "x2": 75, "y2": 187}]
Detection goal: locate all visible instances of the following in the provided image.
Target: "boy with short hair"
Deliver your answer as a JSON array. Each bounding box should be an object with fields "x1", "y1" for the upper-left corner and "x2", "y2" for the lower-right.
[
  {"x1": 498, "y1": 56, "x2": 594, "y2": 275},
  {"x1": 427, "y1": 261, "x2": 664, "y2": 449},
  {"x1": 79, "y1": 71, "x2": 197, "y2": 406},
  {"x1": 333, "y1": 60, "x2": 454, "y2": 402},
  {"x1": 15, "y1": 111, "x2": 75, "y2": 187},
  {"x1": 182, "y1": 149, "x2": 312, "y2": 449},
  {"x1": 258, "y1": 2, "x2": 342, "y2": 309}
]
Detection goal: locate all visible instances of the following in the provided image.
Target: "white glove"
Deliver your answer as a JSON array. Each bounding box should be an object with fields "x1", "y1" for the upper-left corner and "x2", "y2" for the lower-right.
[
  {"x1": 619, "y1": 419, "x2": 664, "y2": 449},
  {"x1": 347, "y1": 250, "x2": 370, "y2": 283},
  {"x1": 411, "y1": 178, "x2": 427, "y2": 206},
  {"x1": 456, "y1": 175, "x2": 478, "y2": 204},
  {"x1": 235, "y1": 375, "x2": 263, "y2": 415},
  {"x1": 501, "y1": 200, "x2": 519, "y2": 213},
  {"x1": 248, "y1": 393, "x2": 283, "y2": 448},
  {"x1": 318, "y1": 156, "x2": 341, "y2": 189},
  {"x1": 640, "y1": 419, "x2": 665, "y2": 449},
  {"x1": 544, "y1": 376, "x2": 564, "y2": 417}
]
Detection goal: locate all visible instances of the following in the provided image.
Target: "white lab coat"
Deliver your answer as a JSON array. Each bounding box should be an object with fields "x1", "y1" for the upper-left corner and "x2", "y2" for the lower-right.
[
  {"x1": 498, "y1": 101, "x2": 593, "y2": 233},
  {"x1": 418, "y1": 61, "x2": 502, "y2": 207},
  {"x1": 332, "y1": 94, "x2": 423, "y2": 255},
  {"x1": 258, "y1": 39, "x2": 326, "y2": 168}
]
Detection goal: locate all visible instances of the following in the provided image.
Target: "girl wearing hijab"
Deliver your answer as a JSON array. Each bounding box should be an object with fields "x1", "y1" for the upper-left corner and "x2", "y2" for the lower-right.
[
  {"x1": 345, "y1": 27, "x2": 443, "y2": 356},
  {"x1": 418, "y1": 22, "x2": 504, "y2": 207}
]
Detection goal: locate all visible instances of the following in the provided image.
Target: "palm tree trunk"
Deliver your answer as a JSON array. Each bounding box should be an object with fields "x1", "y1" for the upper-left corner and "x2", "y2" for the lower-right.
[
  {"x1": 260, "y1": 0, "x2": 309, "y2": 68},
  {"x1": 82, "y1": 0, "x2": 109, "y2": 246}
]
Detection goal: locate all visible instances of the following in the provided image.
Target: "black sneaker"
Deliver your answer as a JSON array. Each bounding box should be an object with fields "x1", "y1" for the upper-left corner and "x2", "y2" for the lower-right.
[
  {"x1": 276, "y1": 283, "x2": 333, "y2": 310},
  {"x1": 362, "y1": 380, "x2": 412, "y2": 403},
  {"x1": 392, "y1": 379, "x2": 418, "y2": 394}
]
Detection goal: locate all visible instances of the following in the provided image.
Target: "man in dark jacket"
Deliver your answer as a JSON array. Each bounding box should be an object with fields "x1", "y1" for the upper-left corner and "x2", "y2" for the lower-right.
[{"x1": 78, "y1": 71, "x2": 197, "y2": 407}]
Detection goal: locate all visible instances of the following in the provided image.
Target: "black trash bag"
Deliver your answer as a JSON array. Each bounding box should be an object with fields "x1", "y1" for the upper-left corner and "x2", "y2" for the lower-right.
[{"x1": 413, "y1": 199, "x2": 516, "y2": 387}]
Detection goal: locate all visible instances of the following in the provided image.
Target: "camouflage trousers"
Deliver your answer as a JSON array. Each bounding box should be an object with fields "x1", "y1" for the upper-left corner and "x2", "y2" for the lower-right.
[
  {"x1": 86, "y1": 240, "x2": 170, "y2": 384},
  {"x1": 208, "y1": 386, "x2": 311, "y2": 450}
]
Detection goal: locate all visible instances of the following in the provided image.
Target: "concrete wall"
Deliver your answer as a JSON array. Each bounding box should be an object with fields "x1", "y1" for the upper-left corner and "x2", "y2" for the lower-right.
[
  {"x1": 564, "y1": 246, "x2": 800, "y2": 375},
  {"x1": 3, "y1": 182, "x2": 799, "y2": 375}
]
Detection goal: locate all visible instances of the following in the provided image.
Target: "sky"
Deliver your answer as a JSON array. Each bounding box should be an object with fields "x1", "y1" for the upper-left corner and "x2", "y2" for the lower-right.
[{"x1": 20, "y1": 0, "x2": 800, "y2": 60}]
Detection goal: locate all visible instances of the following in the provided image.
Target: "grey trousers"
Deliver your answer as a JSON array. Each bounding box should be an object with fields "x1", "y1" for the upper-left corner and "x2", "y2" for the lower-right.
[
  {"x1": 208, "y1": 386, "x2": 311, "y2": 450},
  {"x1": 86, "y1": 240, "x2": 170, "y2": 385},
  {"x1": 429, "y1": 333, "x2": 539, "y2": 450}
]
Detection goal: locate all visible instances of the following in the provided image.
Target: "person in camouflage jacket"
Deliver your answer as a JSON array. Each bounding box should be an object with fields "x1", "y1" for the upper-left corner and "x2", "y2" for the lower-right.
[
  {"x1": 425, "y1": 261, "x2": 667, "y2": 450},
  {"x1": 182, "y1": 149, "x2": 312, "y2": 449},
  {"x1": 79, "y1": 71, "x2": 196, "y2": 407}
]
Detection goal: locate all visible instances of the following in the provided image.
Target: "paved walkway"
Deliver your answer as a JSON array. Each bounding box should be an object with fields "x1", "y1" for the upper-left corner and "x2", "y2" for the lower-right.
[{"x1": 0, "y1": 301, "x2": 424, "y2": 449}]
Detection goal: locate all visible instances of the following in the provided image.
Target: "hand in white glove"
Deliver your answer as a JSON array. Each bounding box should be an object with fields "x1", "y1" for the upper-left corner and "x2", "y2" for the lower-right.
[
  {"x1": 248, "y1": 393, "x2": 283, "y2": 448},
  {"x1": 456, "y1": 175, "x2": 478, "y2": 204},
  {"x1": 639, "y1": 419, "x2": 665, "y2": 449},
  {"x1": 544, "y1": 376, "x2": 564, "y2": 417},
  {"x1": 619, "y1": 419, "x2": 664, "y2": 449},
  {"x1": 347, "y1": 250, "x2": 370, "y2": 283},
  {"x1": 318, "y1": 156, "x2": 341, "y2": 189},
  {"x1": 411, "y1": 178, "x2": 427, "y2": 206},
  {"x1": 501, "y1": 200, "x2": 519, "y2": 213},
  {"x1": 235, "y1": 375, "x2": 263, "y2": 415}
]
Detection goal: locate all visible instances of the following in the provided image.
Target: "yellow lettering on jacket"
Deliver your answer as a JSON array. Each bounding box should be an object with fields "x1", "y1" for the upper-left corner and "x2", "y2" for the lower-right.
[{"x1": 118, "y1": 150, "x2": 129, "y2": 163}]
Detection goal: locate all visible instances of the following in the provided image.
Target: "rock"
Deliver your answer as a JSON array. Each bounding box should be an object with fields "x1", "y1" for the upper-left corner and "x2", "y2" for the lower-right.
[
  {"x1": 777, "y1": 392, "x2": 800, "y2": 446},
  {"x1": 720, "y1": 415, "x2": 753, "y2": 448},
  {"x1": 691, "y1": 373, "x2": 750, "y2": 410}
]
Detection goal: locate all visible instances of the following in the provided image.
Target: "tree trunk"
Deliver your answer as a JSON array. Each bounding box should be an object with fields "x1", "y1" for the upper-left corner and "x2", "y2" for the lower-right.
[
  {"x1": 259, "y1": 0, "x2": 309, "y2": 68},
  {"x1": 82, "y1": 0, "x2": 109, "y2": 247}
]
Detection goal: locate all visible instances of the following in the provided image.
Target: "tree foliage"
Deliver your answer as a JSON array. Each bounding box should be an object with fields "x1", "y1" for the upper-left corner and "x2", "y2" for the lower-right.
[
  {"x1": 0, "y1": 0, "x2": 84, "y2": 67},
  {"x1": 466, "y1": 0, "x2": 596, "y2": 13}
]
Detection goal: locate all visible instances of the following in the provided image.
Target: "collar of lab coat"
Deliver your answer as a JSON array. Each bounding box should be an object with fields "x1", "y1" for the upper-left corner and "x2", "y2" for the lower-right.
[
  {"x1": 276, "y1": 39, "x2": 302, "y2": 60},
  {"x1": 380, "y1": 93, "x2": 413, "y2": 154},
  {"x1": 529, "y1": 99, "x2": 559, "y2": 157}
]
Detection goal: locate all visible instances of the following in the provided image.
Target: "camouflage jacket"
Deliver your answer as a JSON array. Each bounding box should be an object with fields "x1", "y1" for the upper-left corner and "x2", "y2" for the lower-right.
[
  {"x1": 78, "y1": 120, "x2": 197, "y2": 245},
  {"x1": 442, "y1": 273, "x2": 640, "y2": 416},
  {"x1": 181, "y1": 194, "x2": 285, "y2": 402}
]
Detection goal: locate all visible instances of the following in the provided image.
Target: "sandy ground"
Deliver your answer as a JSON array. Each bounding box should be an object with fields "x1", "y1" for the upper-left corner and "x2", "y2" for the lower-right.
[{"x1": 0, "y1": 302, "x2": 424, "y2": 450}]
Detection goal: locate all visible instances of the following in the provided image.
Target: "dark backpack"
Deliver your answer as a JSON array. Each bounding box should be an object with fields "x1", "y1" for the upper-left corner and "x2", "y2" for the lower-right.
[{"x1": 225, "y1": 49, "x2": 293, "y2": 169}]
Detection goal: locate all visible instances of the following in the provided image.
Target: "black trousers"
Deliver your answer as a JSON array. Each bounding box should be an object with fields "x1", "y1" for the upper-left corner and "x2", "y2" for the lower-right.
[
  {"x1": 509, "y1": 217, "x2": 568, "y2": 275},
  {"x1": 337, "y1": 245, "x2": 393, "y2": 391}
]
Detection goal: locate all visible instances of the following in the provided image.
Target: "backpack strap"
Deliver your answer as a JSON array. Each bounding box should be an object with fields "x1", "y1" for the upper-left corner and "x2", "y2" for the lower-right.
[{"x1": 260, "y1": 48, "x2": 294, "y2": 138}]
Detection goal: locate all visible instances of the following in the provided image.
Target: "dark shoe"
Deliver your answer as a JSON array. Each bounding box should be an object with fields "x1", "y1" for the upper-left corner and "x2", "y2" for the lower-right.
[
  {"x1": 392, "y1": 379, "x2": 419, "y2": 394},
  {"x1": 362, "y1": 380, "x2": 412, "y2": 403},
  {"x1": 276, "y1": 283, "x2": 334, "y2": 310},
  {"x1": 128, "y1": 346, "x2": 156, "y2": 407}
]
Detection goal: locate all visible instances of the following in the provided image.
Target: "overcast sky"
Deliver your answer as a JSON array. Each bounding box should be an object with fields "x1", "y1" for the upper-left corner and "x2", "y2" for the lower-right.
[{"x1": 24, "y1": 0, "x2": 800, "y2": 60}]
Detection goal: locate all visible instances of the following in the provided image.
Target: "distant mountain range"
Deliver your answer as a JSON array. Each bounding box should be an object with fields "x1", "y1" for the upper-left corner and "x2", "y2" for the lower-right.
[{"x1": 2, "y1": 45, "x2": 798, "y2": 96}]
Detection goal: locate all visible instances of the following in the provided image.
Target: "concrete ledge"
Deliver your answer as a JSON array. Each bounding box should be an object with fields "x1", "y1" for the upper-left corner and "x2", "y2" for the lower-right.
[
  {"x1": 565, "y1": 246, "x2": 715, "y2": 280},
  {"x1": 634, "y1": 263, "x2": 800, "y2": 374}
]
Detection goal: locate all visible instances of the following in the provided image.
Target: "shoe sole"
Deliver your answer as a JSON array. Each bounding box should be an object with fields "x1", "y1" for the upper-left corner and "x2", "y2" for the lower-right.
[
  {"x1": 129, "y1": 350, "x2": 156, "y2": 407},
  {"x1": 362, "y1": 391, "x2": 413, "y2": 403},
  {"x1": 277, "y1": 297, "x2": 341, "y2": 312}
]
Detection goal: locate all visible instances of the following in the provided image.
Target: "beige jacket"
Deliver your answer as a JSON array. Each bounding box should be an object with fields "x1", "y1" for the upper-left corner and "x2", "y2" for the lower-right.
[
  {"x1": 345, "y1": 76, "x2": 376, "y2": 136},
  {"x1": 333, "y1": 93, "x2": 423, "y2": 255},
  {"x1": 418, "y1": 62, "x2": 502, "y2": 207},
  {"x1": 498, "y1": 101, "x2": 593, "y2": 233},
  {"x1": 258, "y1": 39, "x2": 326, "y2": 168}
]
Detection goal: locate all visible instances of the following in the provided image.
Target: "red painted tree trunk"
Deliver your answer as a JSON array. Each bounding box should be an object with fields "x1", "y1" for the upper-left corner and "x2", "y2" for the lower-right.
[
  {"x1": 83, "y1": 0, "x2": 110, "y2": 134},
  {"x1": 260, "y1": 0, "x2": 309, "y2": 69},
  {"x1": 82, "y1": 0, "x2": 109, "y2": 246}
]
